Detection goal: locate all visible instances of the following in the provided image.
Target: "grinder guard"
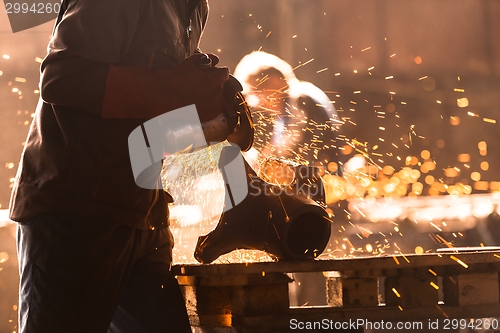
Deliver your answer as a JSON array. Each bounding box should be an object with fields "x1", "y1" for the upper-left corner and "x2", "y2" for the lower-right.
[{"x1": 194, "y1": 147, "x2": 332, "y2": 263}]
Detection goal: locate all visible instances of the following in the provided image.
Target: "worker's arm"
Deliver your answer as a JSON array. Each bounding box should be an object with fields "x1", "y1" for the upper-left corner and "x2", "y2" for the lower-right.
[
  {"x1": 40, "y1": 0, "x2": 144, "y2": 114},
  {"x1": 40, "y1": 0, "x2": 228, "y2": 122}
]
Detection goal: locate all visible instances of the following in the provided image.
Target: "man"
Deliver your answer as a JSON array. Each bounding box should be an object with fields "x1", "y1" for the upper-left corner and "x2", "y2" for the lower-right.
[
  {"x1": 234, "y1": 51, "x2": 342, "y2": 172},
  {"x1": 9, "y1": 0, "x2": 233, "y2": 332},
  {"x1": 234, "y1": 51, "x2": 343, "y2": 307}
]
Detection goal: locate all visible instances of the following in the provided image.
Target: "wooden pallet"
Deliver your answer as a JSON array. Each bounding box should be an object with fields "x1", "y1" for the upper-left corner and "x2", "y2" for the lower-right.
[{"x1": 172, "y1": 251, "x2": 500, "y2": 332}]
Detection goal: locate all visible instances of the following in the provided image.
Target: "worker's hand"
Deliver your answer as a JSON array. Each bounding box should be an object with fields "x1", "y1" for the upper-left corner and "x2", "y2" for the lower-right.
[{"x1": 166, "y1": 53, "x2": 230, "y2": 122}]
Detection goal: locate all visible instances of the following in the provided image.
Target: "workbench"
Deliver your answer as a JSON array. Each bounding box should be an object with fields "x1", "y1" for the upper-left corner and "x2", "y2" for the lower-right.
[{"x1": 172, "y1": 251, "x2": 500, "y2": 332}]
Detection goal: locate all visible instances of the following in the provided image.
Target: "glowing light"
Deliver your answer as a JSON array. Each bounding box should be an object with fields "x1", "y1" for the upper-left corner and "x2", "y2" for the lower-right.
[
  {"x1": 327, "y1": 162, "x2": 338, "y2": 172},
  {"x1": 458, "y1": 154, "x2": 470, "y2": 163},
  {"x1": 449, "y1": 116, "x2": 460, "y2": 125},
  {"x1": 457, "y1": 98, "x2": 469, "y2": 108},
  {"x1": 382, "y1": 165, "x2": 395, "y2": 176},
  {"x1": 471, "y1": 172, "x2": 481, "y2": 182},
  {"x1": 444, "y1": 168, "x2": 459, "y2": 178},
  {"x1": 474, "y1": 181, "x2": 489, "y2": 191}
]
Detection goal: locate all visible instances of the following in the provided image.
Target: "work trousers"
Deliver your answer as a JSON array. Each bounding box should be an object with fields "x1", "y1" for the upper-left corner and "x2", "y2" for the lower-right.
[{"x1": 16, "y1": 212, "x2": 191, "y2": 333}]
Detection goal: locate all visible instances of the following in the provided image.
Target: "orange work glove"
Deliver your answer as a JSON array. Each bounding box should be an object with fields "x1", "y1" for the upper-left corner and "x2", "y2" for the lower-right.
[{"x1": 102, "y1": 53, "x2": 229, "y2": 122}]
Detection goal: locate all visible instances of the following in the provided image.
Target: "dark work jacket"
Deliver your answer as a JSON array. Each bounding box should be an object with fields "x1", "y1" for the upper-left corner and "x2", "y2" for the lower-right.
[{"x1": 9, "y1": 0, "x2": 208, "y2": 231}]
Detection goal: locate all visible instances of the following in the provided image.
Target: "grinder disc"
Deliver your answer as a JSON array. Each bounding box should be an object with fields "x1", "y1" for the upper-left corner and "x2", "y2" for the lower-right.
[{"x1": 227, "y1": 91, "x2": 254, "y2": 151}]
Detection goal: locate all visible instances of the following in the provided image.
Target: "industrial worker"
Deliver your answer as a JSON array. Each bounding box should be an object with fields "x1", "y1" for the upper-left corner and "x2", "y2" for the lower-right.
[
  {"x1": 234, "y1": 51, "x2": 342, "y2": 174},
  {"x1": 9, "y1": 0, "x2": 235, "y2": 332},
  {"x1": 234, "y1": 51, "x2": 342, "y2": 307}
]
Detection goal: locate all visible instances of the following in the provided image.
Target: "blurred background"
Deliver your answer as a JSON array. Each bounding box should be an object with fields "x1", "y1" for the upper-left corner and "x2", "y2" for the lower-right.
[{"x1": 2, "y1": 0, "x2": 500, "y2": 330}]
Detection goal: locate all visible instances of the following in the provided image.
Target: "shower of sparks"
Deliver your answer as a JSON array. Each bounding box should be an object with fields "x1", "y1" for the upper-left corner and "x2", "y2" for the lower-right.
[
  {"x1": 292, "y1": 58, "x2": 314, "y2": 71},
  {"x1": 429, "y1": 222, "x2": 442, "y2": 232},
  {"x1": 33, "y1": 27, "x2": 500, "y2": 265},
  {"x1": 435, "y1": 235, "x2": 453, "y2": 248},
  {"x1": 450, "y1": 255, "x2": 469, "y2": 269}
]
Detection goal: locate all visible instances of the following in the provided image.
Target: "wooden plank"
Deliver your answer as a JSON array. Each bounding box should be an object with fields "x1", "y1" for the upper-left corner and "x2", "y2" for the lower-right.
[
  {"x1": 385, "y1": 276, "x2": 438, "y2": 307},
  {"x1": 185, "y1": 285, "x2": 232, "y2": 317},
  {"x1": 327, "y1": 277, "x2": 378, "y2": 308},
  {"x1": 326, "y1": 278, "x2": 342, "y2": 307},
  {"x1": 457, "y1": 272, "x2": 499, "y2": 306},
  {"x1": 177, "y1": 273, "x2": 292, "y2": 287},
  {"x1": 172, "y1": 251, "x2": 500, "y2": 277},
  {"x1": 231, "y1": 284, "x2": 290, "y2": 317},
  {"x1": 442, "y1": 275, "x2": 459, "y2": 306},
  {"x1": 190, "y1": 314, "x2": 232, "y2": 328},
  {"x1": 180, "y1": 274, "x2": 291, "y2": 324}
]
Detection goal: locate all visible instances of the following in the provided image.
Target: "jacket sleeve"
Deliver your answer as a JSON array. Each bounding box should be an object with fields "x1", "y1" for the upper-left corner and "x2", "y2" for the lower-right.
[
  {"x1": 40, "y1": 52, "x2": 109, "y2": 115},
  {"x1": 39, "y1": 0, "x2": 223, "y2": 121},
  {"x1": 39, "y1": 0, "x2": 148, "y2": 115}
]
